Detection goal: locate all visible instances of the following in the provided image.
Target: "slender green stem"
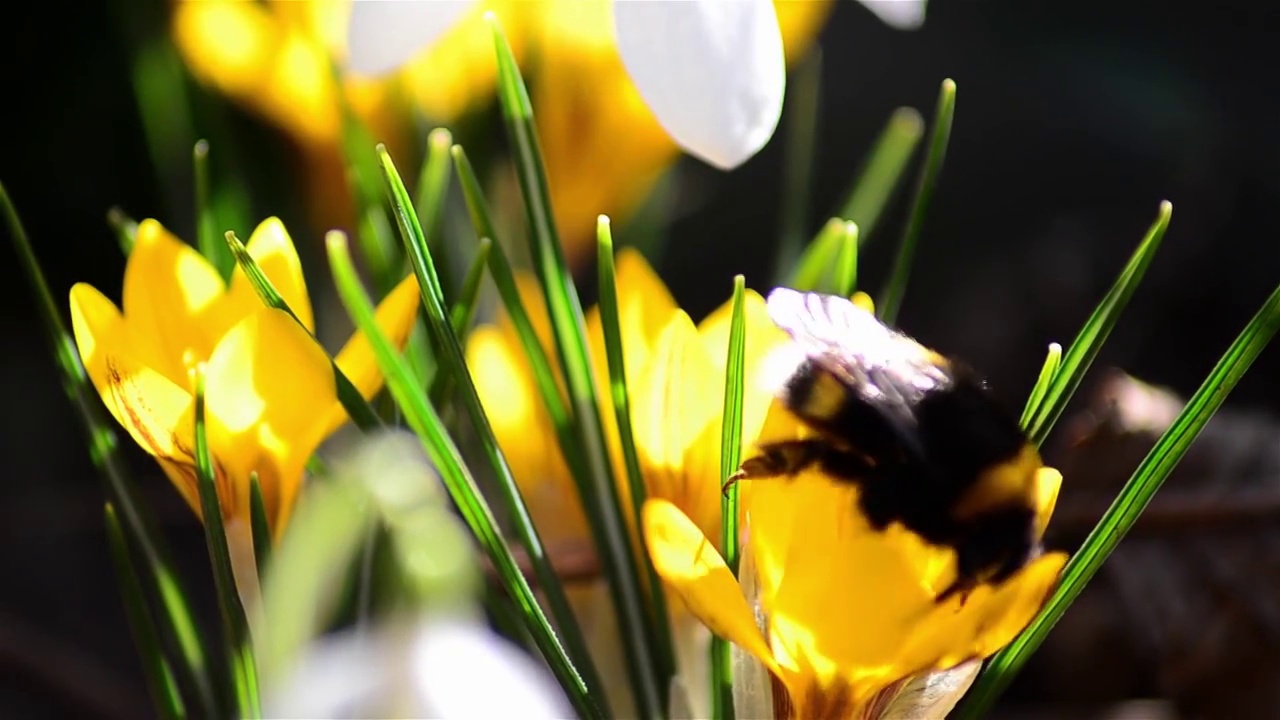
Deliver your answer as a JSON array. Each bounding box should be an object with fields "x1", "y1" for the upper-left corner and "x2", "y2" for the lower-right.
[
  {"x1": 327, "y1": 232, "x2": 602, "y2": 719},
  {"x1": 248, "y1": 474, "x2": 272, "y2": 590},
  {"x1": 835, "y1": 107, "x2": 924, "y2": 244},
  {"x1": 832, "y1": 221, "x2": 859, "y2": 297},
  {"x1": 194, "y1": 140, "x2": 232, "y2": 278},
  {"x1": 427, "y1": 236, "x2": 493, "y2": 406},
  {"x1": 1019, "y1": 343, "x2": 1063, "y2": 431},
  {"x1": 104, "y1": 504, "x2": 184, "y2": 720},
  {"x1": 774, "y1": 47, "x2": 823, "y2": 282},
  {"x1": 192, "y1": 368, "x2": 259, "y2": 719},
  {"x1": 488, "y1": 18, "x2": 663, "y2": 715},
  {"x1": 959, "y1": 277, "x2": 1280, "y2": 718},
  {"x1": 878, "y1": 80, "x2": 956, "y2": 325},
  {"x1": 597, "y1": 216, "x2": 676, "y2": 685},
  {"x1": 712, "y1": 277, "x2": 747, "y2": 720},
  {"x1": 107, "y1": 207, "x2": 138, "y2": 255}
]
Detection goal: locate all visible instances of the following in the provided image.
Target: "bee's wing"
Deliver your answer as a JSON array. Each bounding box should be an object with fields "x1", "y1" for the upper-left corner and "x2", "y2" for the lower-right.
[{"x1": 766, "y1": 288, "x2": 951, "y2": 458}]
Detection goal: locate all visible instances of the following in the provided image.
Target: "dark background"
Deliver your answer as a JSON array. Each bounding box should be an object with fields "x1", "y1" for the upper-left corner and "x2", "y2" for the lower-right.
[{"x1": 5, "y1": 0, "x2": 1280, "y2": 717}]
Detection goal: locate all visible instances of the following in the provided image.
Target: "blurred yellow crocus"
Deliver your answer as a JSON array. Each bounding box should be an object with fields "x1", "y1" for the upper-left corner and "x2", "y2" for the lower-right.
[
  {"x1": 68, "y1": 218, "x2": 420, "y2": 595},
  {"x1": 642, "y1": 307, "x2": 1068, "y2": 720},
  {"x1": 171, "y1": 1, "x2": 837, "y2": 264}
]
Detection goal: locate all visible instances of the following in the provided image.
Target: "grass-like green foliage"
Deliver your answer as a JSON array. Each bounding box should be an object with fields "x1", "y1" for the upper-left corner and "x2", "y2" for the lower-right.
[
  {"x1": 488, "y1": 14, "x2": 665, "y2": 715},
  {"x1": 192, "y1": 368, "x2": 260, "y2": 718},
  {"x1": 775, "y1": 47, "x2": 823, "y2": 277},
  {"x1": 248, "y1": 474, "x2": 271, "y2": 590},
  {"x1": 788, "y1": 218, "x2": 859, "y2": 295},
  {"x1": 836, "y1": 107, "x2": 924, "y2": 245},
  {"x1": 960, "y1": 270, "x2": 1280, "y2": 717},
  {"x1": 1019, "y1": 343, "x2": 1063, "y2": 431},
  {"x1": 712, "y1": 277, "x2": 748, "y2": 720},
  {"x1": 878, "y1": 79, "x2": 956, "y2": 325},
  {"x1": 328, "y1": 224, "x2": 604, "y2": 718},
  {"x1": 1023, "y1": 203, "x2": 1173, "y2": 446},
  {"x1": 597, "y1": 216, "x2": 676, "y2": 684},
  {"x1": 3, "y1": 182, "x2": 218, "y2": 718}
]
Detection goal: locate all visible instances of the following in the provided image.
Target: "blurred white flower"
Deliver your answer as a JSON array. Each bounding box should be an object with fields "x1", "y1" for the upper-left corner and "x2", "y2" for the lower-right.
[
  {"x1": 345, "y1": 0, "x2": 926, "y2": 170},
  {"x1": 264, "y1": 615, "x2": 573, "y2": 719}
]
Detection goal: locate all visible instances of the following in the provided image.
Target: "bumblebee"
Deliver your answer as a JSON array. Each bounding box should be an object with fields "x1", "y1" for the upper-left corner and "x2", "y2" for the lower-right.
[{"x1": 726, "y1": 288, "x2": 1045, "y2": 603}]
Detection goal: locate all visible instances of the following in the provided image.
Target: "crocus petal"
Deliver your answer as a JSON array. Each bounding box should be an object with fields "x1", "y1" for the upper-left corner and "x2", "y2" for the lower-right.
[
  {"x1": 345, "y1": 0, "x2": 476, "y2": 77},
  {"x1": 1033, "y1": 467, "x2": 1062, "y2": 540},
  {"x1": 204, "y1": 307, "x2": 337, "y2": 532},
  {"x1": 225, "y1": 217, "x2": 315, "y2": 332},
  {"x1": 70, "y1": 283, "x2": 196, "y2": 464},
  {"x1": 633, "y1": 311, "x2": 724, "y2": 541},
  {"x1": 875, "y1": 661, "x2": 981, "y2": 720},
  {"x1": 643, "y1": 499, "x2": 779, "y2": 674},
  {"x1": 773, "y1": 0, "x2": 836, "y2": 63},
  {"x1": 856, "y1": 0, "x2": 927, "y2": 31},
  {"x1": 324, "y1": 273, "x2": 422, "y2": 436},
  {"x1": 123, "y1": 220, "x2": 228, "y2": 386},
  {"x1": 614, "y1": 0, "x2": 786, "y2": 170}
]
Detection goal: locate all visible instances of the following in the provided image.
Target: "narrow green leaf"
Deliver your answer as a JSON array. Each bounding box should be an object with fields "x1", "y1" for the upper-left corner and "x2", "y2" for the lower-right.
[
  {"x1": 713, "y1": 276, "x2": 747, "y2": 720},
  {"x1": 332, "y1": 62, "x2": 399, "y2": 295},
  {"x1": 597, "y1": 216, "x2": 675, "y2": 683},
  {"x1": 415, "y1": 128, "x2": 455, "y2": 259},
  {"x1": 327, "y1": 231, "x2": 603, "y2": 719},
  {"x1": 427, "y1": 236, "x2": 493, "y2": 406},
  {"x1": 1025, "y1": 202, "x2": 1173, "y2": 445},
  {"x1": 832, "y1": 221, "x2": 859, "y2": 297},
  {"x1": 1019, "y1": 343, "x2": 1063, "y2": 431},
  {"x1": 488, "y1": 18, "x2": 664, "y2": 715},
  {"x1": 377, "y1": 147, "x2": 611, "y2": 707},
  {"x1": 960, "y1": 277, "x2": 1280, "y2": 718},
  {"x1": 107, "y1": 207, "x2": 138, "y2": 255},
  {"x1": 223, "y1": 230, "x2": 384, "y2": 432},
  {"x1": 194, "y1": 140, "x2": 234, "y2": 279},
  {"x1": 774, "y1": 47, "x2": 823, "y2": 281},
  {"x1": 192, "y1": 367, "x2": 259, "y2": 719},
  {"x1": 104, "y1": 503, "x2": 184, "y2": 720},
  {"x1": 450, "y1": 146, "x2": 576, "y2": 458},
  {"x1": 3, "y1": 181, "x2": 217, "y2": 717},
  {"x1": 834, "y1": 107, "x2": 924, "y2": 243},
  {"x1": 248, "y1": 473, "x2": 272, "y2": 589},
  {"x1": 790, "y1": 218, "x2": 856, "y2": 295},
  {"x1": 877, "y1": 80, "x2": 956, "y2": 325}
]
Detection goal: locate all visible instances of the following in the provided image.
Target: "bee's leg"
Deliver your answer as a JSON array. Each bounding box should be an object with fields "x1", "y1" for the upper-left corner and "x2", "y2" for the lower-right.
[{"x1": 721, "y1": 439, "x2": 825, "y2": 495}]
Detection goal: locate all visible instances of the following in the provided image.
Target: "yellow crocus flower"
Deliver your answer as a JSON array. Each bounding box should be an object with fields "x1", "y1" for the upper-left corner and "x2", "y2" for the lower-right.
[
  {"x1": 68, "y1": 218, "x2": 420, "y2": 590},
  {"x1": 172, "y1": 1, "x2": 834, "y2": 264},
  {"x1": 641, "y1": 292, "x2": 1068, "y2": 719}
]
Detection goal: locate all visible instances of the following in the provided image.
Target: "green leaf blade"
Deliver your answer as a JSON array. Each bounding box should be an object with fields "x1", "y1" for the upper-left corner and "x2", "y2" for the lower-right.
[
  {"x1": 326, "y1": 231, "x2": 603, "y2": 719},
  {"x1": 1026, "y1": 201, "x2": 1173, "y2": 445},
  {"x1": 877, "y1": 80, "x2": 956, "y2": 325},
  {"x1": 960, "y1": 276, "x2": 1280, "y2": 718},
  {"x1": 487, "y1": 15, "x2": 663, "y2": 715}
]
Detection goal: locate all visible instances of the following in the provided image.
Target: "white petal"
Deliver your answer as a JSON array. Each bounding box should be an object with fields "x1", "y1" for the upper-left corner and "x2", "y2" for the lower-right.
[
  {"x1": 346, "y1": 0, "x2": 475, "y2": 77},
  {"x1": 877, "y1": 661, "x2": 981, "y2": 720},
  {"x1": 614, "y1": 0, "x2": 785, "y2": 170},
  {"x1": 410, "y1": 619, "x2": 573, "y2": 718},
  {"x1": 857, "y1": 0, "x2": 928, "y2": 31}
]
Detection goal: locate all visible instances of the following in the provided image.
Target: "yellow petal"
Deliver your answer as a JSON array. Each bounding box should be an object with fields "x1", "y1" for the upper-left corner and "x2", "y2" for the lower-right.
[
  {"x1": 899, "y1": 552, "x2": 1067, "y2": 672},
  {"x1": 402, "y1": 0, "x2": 524, "y2": 122},
  {"x1": 70, "y1": 283, "x2": 197, "y2": 466},
  {"x1": 747, "y1": 472, "x2": 942, "y2": 700},
  {"x1": 122, "y1": 220, "x2": 228, "y2": 385},
  {"x1": 1033, "y1": 467, "x2": 1062, "y2": 540},
  {"x1": 204, "y1": 307, "x2": 337, "y2": 533},
  {"x1": 774, "y1": 0, "x2": 836, "y2": 65},
  {"x1": 225, "y1": 217, "x2": 315, "y2": 332},
  {"x1": 615, "y1": 248, "x2": 679, "y2": 371},
  {"x1": 323, "y1": 273, "x2": 422, "y2": 435},
  {"x1": 466, "y1": 326, "x2": 586, "y2": 543},
  {"x1": 852, "y1": 291, "x2": 875, "y2": 314},
  {"x1": 632, "y1": 311, "x2": 723, "y2": 542},
  {"x1": 643, "y1": 499, "x2": 778, "y2": 675}
]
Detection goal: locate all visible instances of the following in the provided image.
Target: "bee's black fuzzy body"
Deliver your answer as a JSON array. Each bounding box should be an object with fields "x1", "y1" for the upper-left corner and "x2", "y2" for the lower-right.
[{"x1": 731, "y1": 289, "x2": 1045, "y2": 603}]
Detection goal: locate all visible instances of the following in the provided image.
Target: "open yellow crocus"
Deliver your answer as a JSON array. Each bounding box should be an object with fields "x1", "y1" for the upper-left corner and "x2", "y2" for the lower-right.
[
  {"x1": 641, "y1": 290, "x2": 1068, "y2": 718},
  {"x1": 68, "y1": 218, "x2": 420, "y2": 552}
]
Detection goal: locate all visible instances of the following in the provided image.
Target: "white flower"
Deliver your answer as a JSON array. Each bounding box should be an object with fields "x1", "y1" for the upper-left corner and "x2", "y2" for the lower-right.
[
  {"x1": 264, "y1": 615, "x2": 573, "y2": 719},
  {"x1": 344, "y1": 0, "x2": 926, "y2": 170}
]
